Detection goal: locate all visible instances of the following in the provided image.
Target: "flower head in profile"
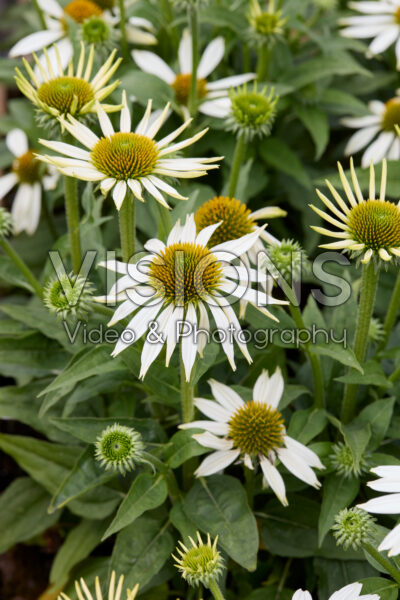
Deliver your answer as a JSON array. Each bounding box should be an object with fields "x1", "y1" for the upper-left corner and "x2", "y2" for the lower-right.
[
  {"x1": 38, "y1": 92, "x2": 220, "y2": 210},
  {"x1": 58, "y1": 571, "x2": 139, "y2": 600},
  {"x1": 0, "y1": 129, "x2": 58, "y2": 235},
  {"x1": 94, "y1": 423, "x2": 146, "y2": 475},
  {"x1": 248, "y1": 0, "x2": 287, "y2": 45},
  {"x1": 173, "y1": 532, "x2": 224, "y2": 588},
  {"x1": 0, "y1": 208, "x2": 13, "y2": 239},
  {"x1": 310, "y1": 159, "x2": 400, "y2": 264},
  {"x1": 330, "y1": 442, "x2": 370, "y2": 479},
  {"x1": 226, "y1": 82, "x2": 278, "y2": 142},
  {"x1": 264, "y1": 239, "x2": 307, "y2": 283},
  {"x1": 292, "y1": 583, "x2": 379, "y2": 600},
  {"x1": 43, "y1": 272, "x2": 94, "y2": 320},
  {"x1": 133, "y1": 30, "x2": 255, "y2": 119},
  {"x1": 9, "y1": 0, "x2": 156, "y2": 71},
  {"x1": 341, "y1": 92, "x2": 400, "y2": 166},
  {"x1": 95, "y1": 215, "x2": 287, "y2": 380},
  {"x1": 15, "y1": 43, "x2": 121, "y2": 129},
  {"x1": 180, "y1": 368, "x2": 324, "y2": 505},
  {"x1": 358, "y1": 465, "x2": 400, "y2": 556},
  {"x1": 340, "y1": 1, "x2": 400, "y2": 69}
]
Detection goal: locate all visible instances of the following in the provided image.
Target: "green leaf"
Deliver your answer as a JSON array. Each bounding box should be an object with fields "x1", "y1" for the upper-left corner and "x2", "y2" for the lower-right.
[
  {"x1": 312, "y1": 343, "x2": 363, "y2": 372},
  {"x1": 50, "y1": 446, "x2": 113, "y2": 512},
  {"x1": 169, "y1": 500, "x2": 198, "y2": 543},
  {"x1": 110, "y1": 516, "x2": 174, "y2": 590},
  {"x1": 354, "y1": 398, "x2": 395, "y2": 450},
  {"x1": 359, "y1": 578, "x2": 398, "y2": 600},
  {"x1": 287, "y1": 408, "x2": 327, "y2": 444},
  {"x1": 341, "y1": 423, "x2": 371, "y2": 472},
  {"x1": 119, "y1": 70, "x2": 173, "y2": 108},
  {"x1": 50, "y1": 519, "x2": 107, "y2": 587},
  {"x1": 0, "y1": 254, "x2": 36, "y2": 293},
  {"x1": 103, "y1": 473, "x2": 168, "y2": 539},
  {"x1": 0, "y1": 477, "x2": 59, "y2": 553},
  {"x1": 335, "y1": 360, "x2": 392, "y2": 388},
  {"x1": 295, "y1": 105, "x2": 329, "y2": 159},
  {"x1": 281, "y1": 53, "x2": 369, "y2": 90},
  {"x1": 0, "y1": 332, "x2": 69, "y2": 378},
  {"x1": 164, "y1": 429, "x2": 208, "y2": 468},
  {"x1": 318, "y1": 474, "x2": 360, "y2": 546},
  {"x1": 183, "y1": 475, "x2": 258, "y2": 571},
  {"x1": 260, "y1": 138, "x2": 312, "y2": 189}
]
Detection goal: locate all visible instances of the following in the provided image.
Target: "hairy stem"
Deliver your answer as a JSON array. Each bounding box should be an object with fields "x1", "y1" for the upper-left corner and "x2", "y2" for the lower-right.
[
  {"x1": 228, "y1": 133, "x2": 246, "y2": 199},
  {"x1": 377, "y1": 271, "x2": 400, "y2": 352},
  {"x1": 187, "y1": 2, "x2": 199, "y2": 116},
  {"x1": 257, "y1": 44, "x2": 271, "y2": 81},
  {"x1": 119, "y1": 193, "x2": 135, "y2": 263},
  {"x1": 341, "y1": 262, "x2": 379, "y2": 423},
  {"x1": 118, "y1": 0, "x2": 129, "y2": 60},
  {"x1": 64, "y1": 173, "x2": 82, "y2": 274}
]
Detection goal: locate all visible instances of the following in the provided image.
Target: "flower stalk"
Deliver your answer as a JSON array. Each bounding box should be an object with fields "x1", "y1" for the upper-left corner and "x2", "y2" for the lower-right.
[
  {"x1": 187, "y1": 1, "x2": 199, "y2": 116},
  {"x1": 208, "y1": 580, "x2": 226, "y2": 600},
  {"x1": 64, "y1": 172, "x2": 82, "y2": 274},
  {"x1": 119, "y1": 192, "x2": 135, "y2": 262},
  {"x1": 118, "y1": 0, "x2": 129, "y2": 60},
  {"x1": 32, "y1": 0, "x2": 46, "y2": 29},
  {"x1": 180, "y1": 350, "x2": 195, "y2": 423},
  {"x1": 363, "y1": 542, "x2": 400, "y2": 585},
  {"x1": 341, "y1": 262, "x2": 379, "y2": 423},
  {"x1": 377, "y1": 271, "x2": 400, "y2": 352},
  {"x1": 0, "y1": 238, "x2": 43, "y2": 298},
  {"x1": 228, "y1": 133, "x2": 246, "y2": 198},
  {"x1": 257, "y1": 44, "x2": 270, "y2": 81}
]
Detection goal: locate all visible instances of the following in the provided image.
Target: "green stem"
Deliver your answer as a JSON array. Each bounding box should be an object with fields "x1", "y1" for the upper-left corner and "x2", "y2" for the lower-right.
[
  {"x1": 118, "y1": 0, "x2": 129, "y2": 60},
  {"x1": 64, "y1": 173, "x2": 82, "y2": 274},
  {"x1": 180, "y1": 350, "x2": 195, "y2": 423},
  {"x1": 289, "y1": 303, "x2": 325, "y2": 409},
  {"x1": 208, "y1": 580, "x2": 226, "y2": 600},
  {"x1": 228, "y1": 134, "x2": 246, "y2": 199},
  {"x1": 364, "y1": 543, "x2": 400, "y2": 585},
  {"x1": 256, "y1": 44, "x2": 270, "y2": 81},
  {"x1": 157, "y1": 203, "x2": 172, "y2": 241},
  {"x1": 377, "y1": 271, "x2": 400, "y2": 352},
  {"x1": 341, "y1": 262, "x2": 379, "y2": 423},
  {"x1": 0, "y1": 238, "x2": 42, "y2": 298},
  {"x1": 41, "y1": 194, "x2": 57, "y2": 241},
  {"x1": 118, "y1": 193, "x2": 135, "y2": 263},
  {"x1": 33, "y1": 0, "x2": 47, "y2": 29},
  {"x1": 187, "y1": 1, "x2": 199, "y2": 116},
  {"x1": 91, "y1": 302, "x2": 114, "y2": 319}
]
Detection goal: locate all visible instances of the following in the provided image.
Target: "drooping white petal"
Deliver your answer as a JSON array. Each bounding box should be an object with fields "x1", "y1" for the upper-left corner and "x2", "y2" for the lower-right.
[
  {"x1": 358, "y1": 494, "x2": 400, "y2": 514},
  {"x1": 292, "y1": 591, "x2": 313, "y2": 600},
  {"x1": 344, "y1": 126, "x2": 380, "y2": 156},
  {"x1": 0, "y1": 173, "x2": 18, "y2": 199},
  {"x1": 26, "y1": 182, "x2": 41, "y2": 235},
  {"x1": 284, "y1": 436, "x2": 324, "y2": 469},
  {"x1": 207, "y1": 73, "x2": 256, "y2": 90},
  {"x1": 361, "y1": 132, "x2": 395, "y2": 167},
  {"x1": 197, "y1": 37, "x2": 225, "y2": 79},
  {"x1": 194, "y1": 449, "x2": 240, "y2": 477},
  {"x1": 208, "y1": 379, "x2": 244, "y2": 412},
  {"x1": 182, "y1": 304, "x2": 198, "y2": 381},
  {"x1": 260, "y1": 456, "x2": 288, "y2": 506},
  {"x1": 192, "y1": 431, "x2": 233, "y2": 450},
  {"x1": 178, "y1": 29, "x2": 192, "y2": 74},
  {"x1": 194, "y1": 398, "x2": 232, "y2": 423},
  {"x1": 378, "y1": 523, "x2": 400, "y2": 556},
  {"x1": 112, "y1": 180, "x2": 127, "y2": 211},
  {"x1": 277, "y1": 448, "x2": 321, "y2": 488},
  {"x1": 9, "y1": 29, "x2": 63, "y2": 57}
]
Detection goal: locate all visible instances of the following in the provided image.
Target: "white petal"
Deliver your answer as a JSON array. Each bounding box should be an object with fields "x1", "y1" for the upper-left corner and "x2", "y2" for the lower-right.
[
  {"x1": 292, "y1": 591, "x2": 313, "y2": 600},
  {"x1": 196, "y1": 222, "x2": 221, "y2": 247},
  {"x1": 358, "y1": 494, "x2": 400, "y2": 514},
  {"x1": 344, "y1": 126, "x2": 380, "y2": 155},
  {"x1": 195, "y1": 449, "x2": 240, "y2": 477},
  {"x1": 199, "y1": 98, "x2": 231, "y2": 119},
  {"x1": 0, "y1": 173, "x2": 18, "y2": 199},
  {"x1": 178, "y1": 29, "x2": 192, "y2": 74},
  {"x1": 361, "y1": 132, "x2": 395, "y2": 166},
  {"x1": 207, "y1": 73, "x2": 256, "y2": 90},
  {"x1": 208, "y1": 303, "x2": 236, "y2": 370},
  {"x1": 197, "y1": 37, "x2": 225, "y2": 79},
  {"x1": 260, "y1": 456, "x2": 288, "y2": 506},
  {"x1": 277, "y1": 448, "x2": 321, "y2": 488},
  {"x1": 132, "y1": 50, "x2": 175, "y2": 84},
  {"x1": 194, "y1": 398, "x2": 232, "y2": 423},
  {"x1": 139, "y1": 304, "x2": 174, "y2": 378},
  {"x1": 38, "y1": 0, "x2": 63, "y2": 18},
  {"x1": 179, "y1": 214, "x2": 197, "y2": 243},
  {"x1": 369, "y1": 26, "x2": 399, "y2": 54},
  {"x1": 341, "y1": 115, "x2": 381, "y2": 128},
  {"x1": 253, "y1": 367, "x2": 284, "y2": 408},
  {"x1": 6, "y1": 129, "x2": 28, "y2": 156},
  {"x1": 112, "y1": 302, "x2": 161, "y2": 357},
  {"x1": 284, "y1": 436, "x2": 324, "y2": 469},
  {"x1": 378, "y1": 523, "x2": 400, "y2": 555},
  {"x1": 182, "y1": 304, "x2": 198, "y2": 381},
  {"x1": 192, "y1": 431, "x2": 233, "y2": 450},
  {"x1": 9, "y1": 29, "x2": 63, "y2": 57},
  {"x1": 97, "y1": 104, "x2": 114, "y2": 137},
  {"x1": 208, "y1": 379, "x2": 244, "y2": 412},
  {"x1": 179, "y1": 420, "x2": 229, "y2": 436},
  {"x1": 112, "y1": 180, "x2": 127, "y2": 210},
  {"x1": 26, "y1": 182, "x2": 41, "y2": 234}
]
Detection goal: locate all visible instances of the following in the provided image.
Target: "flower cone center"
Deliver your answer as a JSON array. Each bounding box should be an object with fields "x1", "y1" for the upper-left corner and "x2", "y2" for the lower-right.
[
  {"x1": 232, "y1": 92, "x2": 274, "y2": 128},
  {"x1": 254, "y1": 12, "x2": 281, "y2": 34},
  {"x1": 195, "y1": 196, "x2": 255, "y2": 247},
  {"x1": 12, "y1": 150, "x2": 41, "y2": 184},
  {"x1": 37, "y1": 76, "x2": 94, "y2": 114},
  {"x1": 148, "y1": 242, "x2": 222, "y2": 306},
  {"x1": 228, "y1": 401, "x2": 285, "y2": 455},
  {"x1": 91, "y1": 132, "x2": 159, "y2": 180},
  {"x1": 348, "y1": 199, "x2": 400, "y2": 250},
  {"x1": 63, "y1": 0, "x2": 103, "y2": 23},
  {"x1": 382, "y1": 97, "x2": 400, "y2": 132},
  {"x1": 172, "y1": 74, "x2": 208, "y2": 106},
  {"x1": 182, "y1": 546, "x2": 218, "y2": 576},
  {"x1": 82, "y1": 16, "x2": 110, "y2": 42},
  {"x1": 100, "y1": 430, "x2": 134, "y2": 462},
  {"x1": 395, "y1": 7, "x2": 400, "y2": 24}
]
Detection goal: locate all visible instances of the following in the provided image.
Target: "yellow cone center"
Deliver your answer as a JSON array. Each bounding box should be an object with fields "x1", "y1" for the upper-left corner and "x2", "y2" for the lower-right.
[
  {"x1": 172, "y1": 74, "x2": 208, "y2": 106},
  {"x1": 91, "y1": 132, "x2": 159, "y2": 180},
  {"x1": 195, "y1": 196, "x2": 256, "y2": 247},
  {"x1": 37, "y1": 76, "x2": 94, "y2": 115},
  {"x1": 12, "y1": 150, "x2": 41, "y2": 184},
  {"x1": 228, "y1": 401, "x2": 285, "y2": 455},
  {"x1": 348, "y1": 199, "x2": 400, "y2": 250}
]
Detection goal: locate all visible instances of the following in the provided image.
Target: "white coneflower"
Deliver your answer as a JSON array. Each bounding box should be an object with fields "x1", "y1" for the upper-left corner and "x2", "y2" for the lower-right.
[
  {"x1": 95, "y1": 214, "x2": 287, "y2": 380},
  {"x1": 310, "y1": 159, "x2": 400, "y2": 264},
  {"x1": 9, "y1": 0, "x2": 156, "y2": 70},
  {"x1": 0, "y1": 129, "x2": 58, "y2": 235},
  {"x1": 342, "y1": 92, "x2": 400, "y2": 166},
  {"x1": 340, "y1": 0, "x2": 400, "y2": 69},
  {"x1": 180, "y1": 368, "x2": 324, "y2": 505},
  {"x1": 58, "y1": 571, "x2": 139, "y2": 600},
  {"x1": 132, "y1": 30, "x2": 255, "y2": 119},
  {"x1": 15, "y1": 43, "x2": 121, "y2": 126},
  {"x1": 358, "y1": 465, "x2": 400, "y2": 556},
  {"x1": 37, "y1": 91, "x2": 221, "y2": 210},
  {"x1": 292, "y1": 583, "x2": 379, "y2": 600}
]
